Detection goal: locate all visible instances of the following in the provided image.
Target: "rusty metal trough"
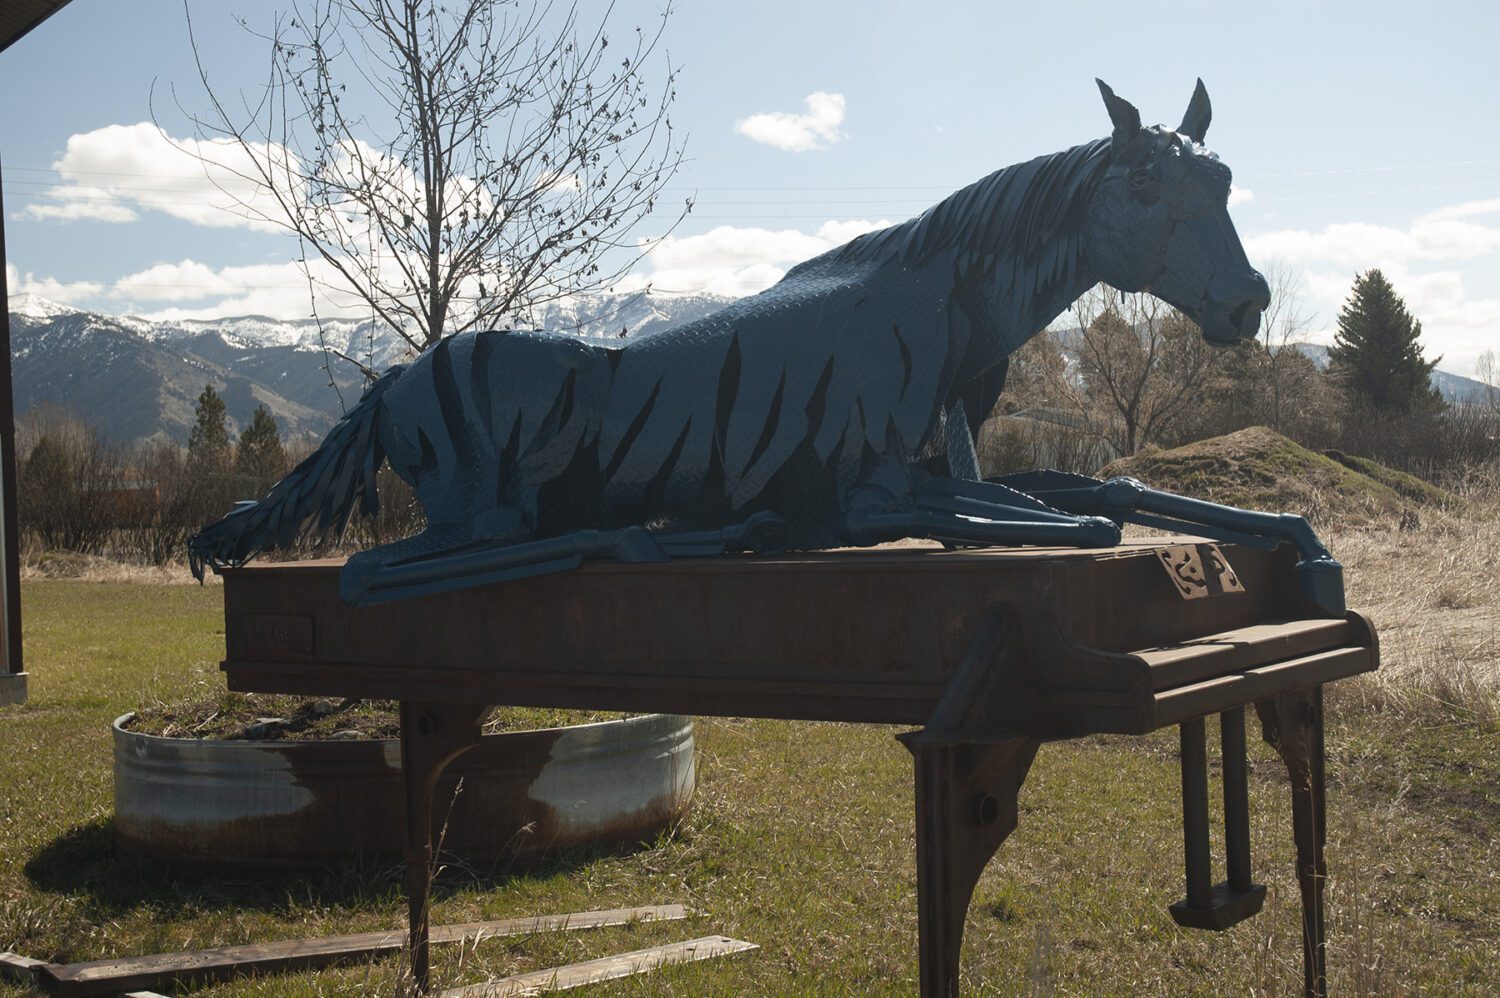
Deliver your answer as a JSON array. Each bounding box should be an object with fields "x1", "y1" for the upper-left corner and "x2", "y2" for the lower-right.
[{"x1": 113, "y1": 712, "x2": 694, "y2": 869}]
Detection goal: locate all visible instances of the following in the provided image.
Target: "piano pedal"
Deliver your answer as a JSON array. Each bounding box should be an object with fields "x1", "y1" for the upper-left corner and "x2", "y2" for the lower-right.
[{"x1": 1170, "y1": 708, "x2": 1267, "y2": 931}]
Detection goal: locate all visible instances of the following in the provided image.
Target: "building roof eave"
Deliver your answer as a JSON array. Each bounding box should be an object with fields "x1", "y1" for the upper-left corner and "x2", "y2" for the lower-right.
[{"x1": 1, "y1": 1, "x2": 74, "y2": 56}]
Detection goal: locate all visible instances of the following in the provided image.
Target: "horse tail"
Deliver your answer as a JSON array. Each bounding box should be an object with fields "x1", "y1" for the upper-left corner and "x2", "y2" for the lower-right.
[{"x1": 188, "y1": 365, "x2": 406, "y2": 579}]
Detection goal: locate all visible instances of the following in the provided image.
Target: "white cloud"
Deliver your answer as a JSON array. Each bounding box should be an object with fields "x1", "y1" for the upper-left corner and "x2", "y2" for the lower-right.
[
  {"x1": 735, "y1": 92, "x2": 847, "y2": 152},
  {"x1": 1246, "y1": 217, "x2": 1500, "y2": 268},
  {"x1": 1244, "y1": 197, "x2": 1500, "y2": 377},
  {"x1": 6, "y1": 256, "x2": 396, "y2": 323},
  {"x1": 19, "y1": 123, "x2": 295, "y2": 232},
  {"x1": 1228, "y1": 186, "x2": 1253, "y2": 207},
  {"x1": 21, "y1": 189, "x2": 139, "y2": 224},
  {"x1": 1419, "y1": 198, "x2": 1500, "y2": 223},
  {"x1": 115, "y1": 258, "x2": 392, "y2": 322},
  {"x1": 113, "y1": 256, "x2": 511, "y2": 331},
  {"x1": 6, "y1": 265, "x2": 106, "y2": 306},
  {"x1": 109, "y1": 260, "x2": 239, "y2": 303},
  {"x1": 19, "y1": 122, "x2": 516, "y2": 274},
  {"x1": 619, "y1": 218, "x2": 889, "y2": 298}
]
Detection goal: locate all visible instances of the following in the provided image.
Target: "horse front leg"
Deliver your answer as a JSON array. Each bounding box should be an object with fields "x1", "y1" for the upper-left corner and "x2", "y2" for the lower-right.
[
  {"x1": 846, "y1": 506, "x2": 1120, "y2": 549},
  {"x1": 991, "y1": 470, "x2": 1345, "y2": 614},
  {"x1": 842, "y1": 461, "x2": 1121, "y2": 549}
]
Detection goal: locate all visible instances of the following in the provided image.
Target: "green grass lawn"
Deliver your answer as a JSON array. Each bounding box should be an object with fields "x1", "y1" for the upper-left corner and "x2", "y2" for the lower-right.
[{"x1": 1, "y1": 580, "x2": 1496, "y2": 995}]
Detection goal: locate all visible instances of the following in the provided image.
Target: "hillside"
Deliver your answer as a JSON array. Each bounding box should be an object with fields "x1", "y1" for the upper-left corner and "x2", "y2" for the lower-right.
[
  {"x1": 1098, "y1": 426, "x2": 1450, "y2": 525},
  {"x1": 8, "y1": 310, "x2": 364, "y2": 445}
]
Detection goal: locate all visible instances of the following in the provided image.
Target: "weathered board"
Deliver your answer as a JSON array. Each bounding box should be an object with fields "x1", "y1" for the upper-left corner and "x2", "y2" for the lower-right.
[
  {"x1": 36, "y1": 906, "x2": 686, "y2": 997},
  {"x1": 438, "y1": 936, "x2": 759, "y2": 997}
]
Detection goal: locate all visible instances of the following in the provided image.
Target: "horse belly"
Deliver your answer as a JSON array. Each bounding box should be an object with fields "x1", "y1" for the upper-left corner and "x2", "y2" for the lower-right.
[
  {"x1": 384, "y1": 331, "x2": 612, "y2": 532},
  {"x1": 598, "y1": 326, "x2": 733, "y2": 514}
]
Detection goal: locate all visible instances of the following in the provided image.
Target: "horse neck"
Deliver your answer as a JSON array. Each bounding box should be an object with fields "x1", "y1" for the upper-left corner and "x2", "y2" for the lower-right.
[{"x1": 956, "y1": 254, "x2": 1099, "y2": 379}]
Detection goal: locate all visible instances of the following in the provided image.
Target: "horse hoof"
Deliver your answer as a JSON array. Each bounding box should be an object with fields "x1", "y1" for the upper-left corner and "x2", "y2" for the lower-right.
[{"x1": 1080, "y1": 515, "x2": 1122, "y2": 547}]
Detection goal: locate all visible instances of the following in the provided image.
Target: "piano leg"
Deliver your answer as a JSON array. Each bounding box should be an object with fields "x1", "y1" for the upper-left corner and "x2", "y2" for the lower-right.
[
  {"x1": 398, "y1": 701, "x2": 492, "y2": 992},
  {"x1": 1256, "y1": 686, "x2": 1328, "y2": 998},
  {"x1": 900, "y1": 736, "x2": 1039, "y2": 998}
]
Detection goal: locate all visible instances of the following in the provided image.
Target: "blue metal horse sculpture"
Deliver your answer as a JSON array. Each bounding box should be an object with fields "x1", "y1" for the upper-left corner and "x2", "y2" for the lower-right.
[{"x1": 190, "y1": 80, "x2": 1344, "y2": 612}]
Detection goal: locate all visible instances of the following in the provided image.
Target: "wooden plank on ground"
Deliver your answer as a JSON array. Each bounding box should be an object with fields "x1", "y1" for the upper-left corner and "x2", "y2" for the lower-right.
[
  {"x1": 36, "y1": 905, "x2": 686, "y2": 997},
  {"x1": 440, "y1": 935, "x2": 759, "y2": 996},
  {"x1": 0, "y1": 950, "x2": 46, "y2": 982}
]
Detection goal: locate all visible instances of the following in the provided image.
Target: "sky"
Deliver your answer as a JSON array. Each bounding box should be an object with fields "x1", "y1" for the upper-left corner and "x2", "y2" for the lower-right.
[{"x1": 2, "y1": 0, "x2": 1498, "y2": 375}]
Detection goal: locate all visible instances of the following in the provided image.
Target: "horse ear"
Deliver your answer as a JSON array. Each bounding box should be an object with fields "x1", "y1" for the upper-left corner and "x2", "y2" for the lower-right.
[
  {"x1": 1179, "y1": 78, "x2": 1212, "y2": 143},
  {"x1": 1096, "y1": 79, "x2": 1142, "y2": 153}
]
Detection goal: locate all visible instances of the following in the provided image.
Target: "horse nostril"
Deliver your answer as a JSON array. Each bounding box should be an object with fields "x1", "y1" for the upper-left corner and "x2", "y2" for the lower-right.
[{"x1": 1224, "y1": 300, "x2": 1260, "y2": 339}]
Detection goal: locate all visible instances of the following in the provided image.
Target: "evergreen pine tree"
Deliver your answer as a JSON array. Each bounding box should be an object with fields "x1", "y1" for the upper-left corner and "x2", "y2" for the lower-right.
[
  {"x1": 1328, "y1": 269, "x2": 1442, "y2": 414},
  {"x1": 187, "y1": 385, "x2": 232, "y2": 471},
  {"x1": 235, "y1": 405, "x2": 288, "y2": 484}
]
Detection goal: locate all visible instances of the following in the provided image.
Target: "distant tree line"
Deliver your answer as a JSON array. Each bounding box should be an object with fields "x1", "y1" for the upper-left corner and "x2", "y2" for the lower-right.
[
  {"x1": 980, "y1": 268, "x2": 1499, "y2": 479},
  {"x1": 17, "y1": 384, "x2": 421, "y2": 566}
]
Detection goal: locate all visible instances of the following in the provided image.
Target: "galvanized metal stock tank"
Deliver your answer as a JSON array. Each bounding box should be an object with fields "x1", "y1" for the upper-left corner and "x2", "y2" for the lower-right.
[{"x1": 113, "y1": 712, "x2": 695, "y2": 869}]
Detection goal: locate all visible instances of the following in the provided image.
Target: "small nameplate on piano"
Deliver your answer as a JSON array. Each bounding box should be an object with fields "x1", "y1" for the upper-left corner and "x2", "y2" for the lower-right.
[
  {"x1": 243, "y1": 613, "x2": 316, "y2": 658},
  {"x1": 1156, "y1": 544, "x2": 1244, "y2": 600}
]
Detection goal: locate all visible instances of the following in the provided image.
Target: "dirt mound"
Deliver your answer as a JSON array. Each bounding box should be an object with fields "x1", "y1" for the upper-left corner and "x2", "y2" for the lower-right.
[
  {"x1": 1098, "y1": 427, "x2": 1446, "y2": 526},
  {"x1": 1321, "y1": 449, "x2": 1454, "y2": 506}
]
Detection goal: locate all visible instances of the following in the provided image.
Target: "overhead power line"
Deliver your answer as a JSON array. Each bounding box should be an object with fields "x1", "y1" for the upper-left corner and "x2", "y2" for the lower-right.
[{"x1": 6, "y1": 155, "x2": 1500, "y2": 187}]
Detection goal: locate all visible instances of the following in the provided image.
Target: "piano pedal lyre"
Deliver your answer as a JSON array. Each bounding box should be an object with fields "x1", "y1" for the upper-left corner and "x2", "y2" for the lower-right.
[{"x1": 1169, "y1": 707, "x2": 1268, "y2": 930}]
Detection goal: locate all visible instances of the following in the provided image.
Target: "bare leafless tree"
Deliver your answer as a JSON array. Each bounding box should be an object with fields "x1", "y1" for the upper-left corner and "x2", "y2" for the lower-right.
[
  {"x1": 1048, "y1": 286, "x2": 1223, "y2": 455},
  {"x1": 16, "y1": 406, "x2": 128, "y2": 556},
  {"x1": 1477, "y1": 350, "x2": 1500, "y2": 417},
  {"x1": 1173, "y1": 261, "x2": 1337, "y2": 443},
  {"x1": 172, "y1": 0, "x2": 689, "y2": 356},
  {"x1": 1252, "y1": 261, "x2": 1317, "y2": 432}
]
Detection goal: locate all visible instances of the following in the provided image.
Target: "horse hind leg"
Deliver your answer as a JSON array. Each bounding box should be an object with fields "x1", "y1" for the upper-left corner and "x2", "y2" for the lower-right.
[
  {"x1": 346, "y1": 525, "x2": 664, "y2": 606},
  {"x1": 338, "y1": 512, "x2": 534, "y2": 606}
]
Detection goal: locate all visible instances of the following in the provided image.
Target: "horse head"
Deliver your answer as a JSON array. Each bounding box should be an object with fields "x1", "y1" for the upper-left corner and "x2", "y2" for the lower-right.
[{"x1": 1082, "y1": 79, "x2": 1269, "y2": 344}]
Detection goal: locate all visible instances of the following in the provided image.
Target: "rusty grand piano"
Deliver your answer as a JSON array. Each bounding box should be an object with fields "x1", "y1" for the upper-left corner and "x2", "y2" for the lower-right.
[{"x1": 220, "y1": 531, "x2": 1376, "y2": 996}]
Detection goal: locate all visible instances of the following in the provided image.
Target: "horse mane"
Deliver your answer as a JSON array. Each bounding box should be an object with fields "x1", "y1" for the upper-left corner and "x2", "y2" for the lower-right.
[{"x1": 826, "y1": 138, "x2": 1113, "y2": 302}]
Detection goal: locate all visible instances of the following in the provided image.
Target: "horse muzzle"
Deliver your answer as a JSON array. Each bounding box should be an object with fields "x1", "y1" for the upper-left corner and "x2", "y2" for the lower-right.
[{"x1": 1200, "y1": 270, "x2": 1270, "y2": 344}]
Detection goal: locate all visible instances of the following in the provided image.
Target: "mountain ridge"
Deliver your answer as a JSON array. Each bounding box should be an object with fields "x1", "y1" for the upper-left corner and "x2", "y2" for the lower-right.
[
  {"x1": 6, "y1": 292, "x2": 735, "y2": 446},
  {"x1": 7, "y1": 294, "x2": 1492, "y2": 447}
]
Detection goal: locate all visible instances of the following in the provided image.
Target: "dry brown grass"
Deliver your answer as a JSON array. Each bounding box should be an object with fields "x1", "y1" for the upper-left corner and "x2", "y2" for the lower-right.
[
  {"x1": 1324, "y1": 495, "x2": 1500, "y2": 728},
  {"x1": 20, "y1": 549, "x2": 210, "y2": 585},
  {"x1": 1, "y1": 484, "x2": 1496, "y2": 995}
]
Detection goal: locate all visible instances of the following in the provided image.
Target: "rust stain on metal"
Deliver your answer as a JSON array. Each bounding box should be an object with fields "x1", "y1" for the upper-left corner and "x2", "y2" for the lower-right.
[{"x1": 113, "y1": 715, "x2": 694, "y2": 870}]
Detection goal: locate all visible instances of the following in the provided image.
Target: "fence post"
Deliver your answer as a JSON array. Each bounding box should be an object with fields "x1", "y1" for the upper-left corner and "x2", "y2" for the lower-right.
[{"x1": 0, "y1": 147, "x2": 27, "y2": 706}]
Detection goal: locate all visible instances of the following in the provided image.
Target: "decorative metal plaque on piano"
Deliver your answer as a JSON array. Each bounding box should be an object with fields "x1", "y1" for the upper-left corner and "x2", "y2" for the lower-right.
[{"x1": 1156, "y1": 543, "x2": 1244, "y2": 600}]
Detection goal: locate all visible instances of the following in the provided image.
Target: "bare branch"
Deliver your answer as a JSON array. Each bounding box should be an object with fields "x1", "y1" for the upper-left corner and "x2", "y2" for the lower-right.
[{"x1": 170, "y1": 0, "x2": 687, "y2": 353}]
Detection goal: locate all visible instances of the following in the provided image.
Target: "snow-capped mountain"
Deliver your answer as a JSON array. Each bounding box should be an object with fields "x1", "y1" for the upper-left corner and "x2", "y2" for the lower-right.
[
  {"x1": 8, "y1": 293, "x2": 81, "y2": 321},
  {"x1": 6, "y1": 291, "x2": 734, "y2": 446}
]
